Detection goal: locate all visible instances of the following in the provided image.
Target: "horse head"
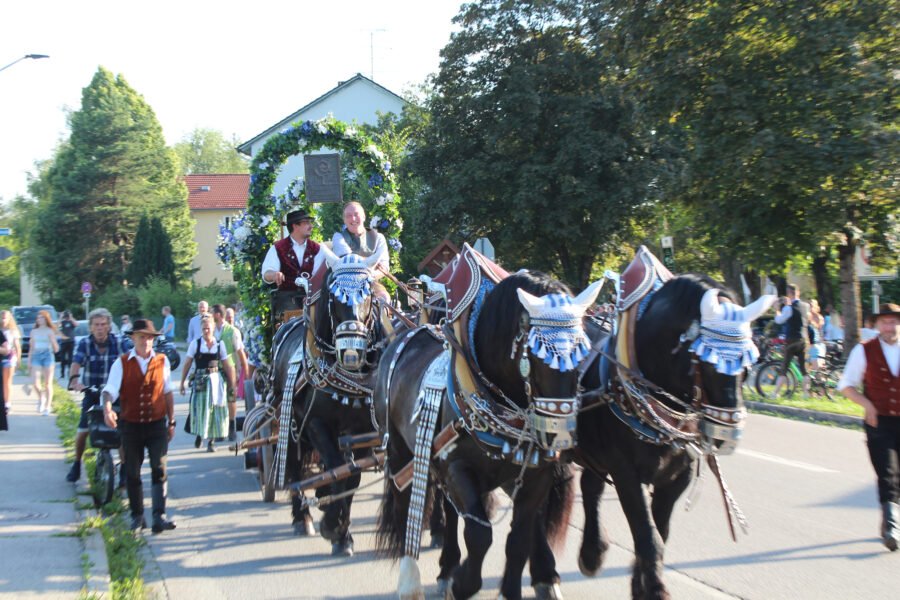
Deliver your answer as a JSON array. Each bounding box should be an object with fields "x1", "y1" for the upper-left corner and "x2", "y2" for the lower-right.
[
  {"x1": 475, "y1": 271, "x2": 602, "y2": 454},
  {"x1": 316, "y1": 246, "x2": 382, "y2": 372},
  {"x1": 636, "y1": 275, "x2": 775, "y2": 454}
]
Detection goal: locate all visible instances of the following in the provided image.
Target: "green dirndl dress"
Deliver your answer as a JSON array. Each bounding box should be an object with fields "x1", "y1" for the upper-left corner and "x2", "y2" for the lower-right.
[{"x1": 188, "y1": 340, "x2": 228, "y2": 440}]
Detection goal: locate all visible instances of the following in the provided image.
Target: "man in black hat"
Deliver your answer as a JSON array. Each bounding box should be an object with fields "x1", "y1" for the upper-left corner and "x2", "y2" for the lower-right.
[
  {"x1": 840, "y1": 302, "x2": 900, "y2": 550},
  {"x1": 102, "y1": 318, "x2": 177, "y2": 533},
  {"x1": 261, "y1": 209, "x2": 325, "y2": 289}
]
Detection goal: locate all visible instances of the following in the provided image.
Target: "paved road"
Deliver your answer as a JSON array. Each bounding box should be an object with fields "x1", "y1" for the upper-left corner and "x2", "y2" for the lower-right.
[{"x1": 141, "y1": 385, "x2": 900, "y2": 600}]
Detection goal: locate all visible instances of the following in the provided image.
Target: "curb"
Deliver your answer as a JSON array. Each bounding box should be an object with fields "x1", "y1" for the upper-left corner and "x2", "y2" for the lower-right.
[
  {"x1": 77, "y1": 502, "x2": 111, "y2": 597},
  {"x1": 747, "y1": 400, "x2": 863, "y2": 428}
]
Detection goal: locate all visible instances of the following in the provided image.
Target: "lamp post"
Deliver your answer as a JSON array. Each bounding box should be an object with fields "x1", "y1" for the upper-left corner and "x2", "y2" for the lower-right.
[{"x1": 0, "y1": 53, "x2": 49, "y2": 74}]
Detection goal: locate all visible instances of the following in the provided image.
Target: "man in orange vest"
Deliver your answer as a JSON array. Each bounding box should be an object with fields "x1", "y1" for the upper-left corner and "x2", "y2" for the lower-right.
[
  {"x1": 102, "y1": 319, "x2": 177, "y2": 533},
  {"x1": 840, "y1": 303, "x2": 900, "y2": 551}
]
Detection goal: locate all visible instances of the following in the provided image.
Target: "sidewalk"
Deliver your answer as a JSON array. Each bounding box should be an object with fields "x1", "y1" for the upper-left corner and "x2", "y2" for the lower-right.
[{"x1": 0, "y1": 371, "x2": 87, "y2": 599}]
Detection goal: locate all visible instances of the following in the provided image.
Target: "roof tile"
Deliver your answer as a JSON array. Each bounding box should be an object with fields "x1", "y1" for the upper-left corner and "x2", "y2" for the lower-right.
[{"x1": 184, "y1": 174, "x2": 249, "y2": 210}]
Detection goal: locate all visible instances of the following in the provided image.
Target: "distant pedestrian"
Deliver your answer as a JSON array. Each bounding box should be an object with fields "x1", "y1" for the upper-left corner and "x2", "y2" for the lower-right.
[
  {"x1": 185, "y1": 300, "x2": 209, "y2": 348},
  {"x1": 840, "y1": 303, "x2": 900, "y2": 551},
  {"x1": 212, "y1": 304, "x2": 248, "y2": 441},
  {"x1": 120, "y1": 315, "x2": 133, "y2": 335},
  {"x1": 160, "y1": 306, "x2": 175, "y2": 340},
  {"x1": 57, "y1": 310, "x2": 78, "y2": 379},
  {"x1": 0, "y1": 328, "x2": 9, "y2": 431},
  {"x1": 66, "y1": 308, "x2": 130, "y2": 484},
  {"x1": 225, "y1": 307, "x2": 249, "y2": 406},
  {"x1": 180, "y1": 315, "x2": 234, "y2": 452},
  {"x1": 27, "y1": 310, "x2": 59, "y2": 416},
  {"x1": 102, "y1": 318, "x2": 176, "y2": 533},
  {"x1": 0, "y1": 310, "x2": 21, "y2": 416},
  {"x1": 773, "y1": 285, "x2": 810, "y2": 397}
]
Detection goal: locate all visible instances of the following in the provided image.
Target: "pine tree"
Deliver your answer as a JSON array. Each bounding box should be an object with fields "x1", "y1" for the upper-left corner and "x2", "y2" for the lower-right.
[{"x1": 26, "y1": 67, "x2": 196, "y2": 306}]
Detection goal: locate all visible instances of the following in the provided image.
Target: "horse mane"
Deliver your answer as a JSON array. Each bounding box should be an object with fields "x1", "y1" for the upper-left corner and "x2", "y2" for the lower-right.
[
  {"x1": 474, "y1": 270, "x2": 572, "y2": 401},
  {"x1": 312, "y1": 268, "x2": 335, "y2": 348},
  {"x1": 636, "y1": 273, "x2": 738, "y2": 389}
]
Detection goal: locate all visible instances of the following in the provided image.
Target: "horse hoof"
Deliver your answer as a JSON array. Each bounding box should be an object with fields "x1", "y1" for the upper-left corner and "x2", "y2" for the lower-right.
[
  {"x1": 293, "y1": 516, "x2": 315, "y2": 537},
  {"x1": 331, "y1": 538, "x2": 354, "y2": 557},
  {"x1": 534, "y1": 582, "x2": 564, "y2": 600},
  {"x1": 430, "y1": 531, "x2": 444, "y2": 549},
  {"x1": 578, "y1": 554, "x2": 600, "y2": 577}
]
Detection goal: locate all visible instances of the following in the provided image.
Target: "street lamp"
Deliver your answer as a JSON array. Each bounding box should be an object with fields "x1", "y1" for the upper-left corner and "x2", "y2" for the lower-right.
[{"x1": 0, "y1": 53, "x2": 50, "y2": 74}]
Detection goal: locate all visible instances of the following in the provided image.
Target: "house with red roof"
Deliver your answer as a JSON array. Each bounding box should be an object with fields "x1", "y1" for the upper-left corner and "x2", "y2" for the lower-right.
[{"x1": 185, "y1": 173, "x2": 249, "y2": 285}]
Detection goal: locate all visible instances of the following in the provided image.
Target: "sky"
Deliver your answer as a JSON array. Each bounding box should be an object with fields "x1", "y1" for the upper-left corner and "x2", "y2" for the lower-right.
[{"x1": 0, "y1": 0, "x2": 463, "y2": 203}]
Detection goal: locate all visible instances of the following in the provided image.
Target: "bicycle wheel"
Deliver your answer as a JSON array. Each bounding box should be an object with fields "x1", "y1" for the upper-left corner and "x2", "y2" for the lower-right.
[
  {"x1": 755, "y1": 362, "x2": 797, "y2": 399},
  {"x1": 92, "y1": 450, "x2": 116, "y2": 507}
]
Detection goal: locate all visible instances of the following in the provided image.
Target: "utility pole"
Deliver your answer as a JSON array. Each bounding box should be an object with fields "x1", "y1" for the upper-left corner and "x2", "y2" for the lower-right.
[{"x1": 369, "y1": 29, "x2": 386, "y2": 80}]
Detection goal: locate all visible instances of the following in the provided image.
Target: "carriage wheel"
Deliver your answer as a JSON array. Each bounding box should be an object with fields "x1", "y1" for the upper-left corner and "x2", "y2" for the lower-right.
[
  {"x1": 755, "y1": 362, "x2": 797, "y2": 399},
  {"x1": 258, "y1": 423, "x2": 277, "y2": 503}
]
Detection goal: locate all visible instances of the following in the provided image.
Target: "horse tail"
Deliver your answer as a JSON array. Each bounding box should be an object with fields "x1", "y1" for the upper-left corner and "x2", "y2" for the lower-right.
[
  {"x1": 375, "y1": 426, "x2": 435, "y2": 559},
  {"x1": 545, "y1": 461, "x2": 575, "y2": 552}
]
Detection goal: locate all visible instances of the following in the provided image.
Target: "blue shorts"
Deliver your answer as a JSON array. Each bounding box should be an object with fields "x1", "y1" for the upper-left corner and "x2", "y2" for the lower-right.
[{"x1": 30, "y1": 350, "x2": 54, "y2": 368}]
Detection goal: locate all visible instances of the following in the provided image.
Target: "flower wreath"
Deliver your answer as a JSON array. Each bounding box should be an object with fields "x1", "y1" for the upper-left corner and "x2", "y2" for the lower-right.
[{"x1": 217, "y1": 115, "x2": 402, "y2": 365}]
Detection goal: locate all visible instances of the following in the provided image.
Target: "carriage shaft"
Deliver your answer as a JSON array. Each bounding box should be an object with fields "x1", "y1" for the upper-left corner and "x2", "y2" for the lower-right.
[
  {"x1": 289, "y1": 452, "x2": 384, "y2": 493},
  {"x1": 338, "y1": 432, "x2": 383, "y2": 452},
  {"x1": 229, "y1": 434, "x2": 278, "y2": 452}
]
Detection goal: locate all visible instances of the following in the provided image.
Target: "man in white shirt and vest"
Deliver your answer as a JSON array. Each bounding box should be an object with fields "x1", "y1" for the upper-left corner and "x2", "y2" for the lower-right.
[{"x1": 840, "y1": 303, "x2": 900, "y2": 551}]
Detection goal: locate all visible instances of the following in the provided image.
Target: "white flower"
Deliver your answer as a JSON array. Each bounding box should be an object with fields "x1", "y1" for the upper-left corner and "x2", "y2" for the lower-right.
[
  {"x1": 375, "y1": 194, "x2": 387, "y2": 206},
  {"x1": 345, "y1": 126, "x2": 357, "y2": 137},
  {"x1": 257, "y1": 161, "x2": 269, "y2": 171},
  {"x1": 395, "y1": 217, "x2": 404, "y2": 231},
  {"x1": 370, "y1": 216, "x2": 380, "y2": 229},
  {"x1": 259, "y1": 215, "x2": 272, "y2": 228},
  {"x1": 234, "y1": 225, "x2": 251, "y2": 241},
  {"x1": 316, "y1": 121, "x2": 329, "y2": 134}
]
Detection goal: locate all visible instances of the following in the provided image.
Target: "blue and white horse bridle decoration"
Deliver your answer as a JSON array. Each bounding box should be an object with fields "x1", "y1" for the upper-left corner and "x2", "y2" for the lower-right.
[
  {"x1": 328, "y1": 254, "x2": 375, "y2": 307},
  {"x1": 515, "y1": 280, "x2": 603, "y2": 451},
  {"x1": 686, "y1": 290, "x2": 777, "y2": 376}
]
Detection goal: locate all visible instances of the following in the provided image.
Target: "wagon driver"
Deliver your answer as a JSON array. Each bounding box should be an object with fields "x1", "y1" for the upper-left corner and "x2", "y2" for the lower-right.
[
  {"x1": 261, "y1": 209, "x2": 326, "y2": 290},
  {"x1": 840, "y1": 303, "x2": 900, "y2": 551},
  {"x1": 331, "y1": 201, "x2": 390, "y2": 302}
]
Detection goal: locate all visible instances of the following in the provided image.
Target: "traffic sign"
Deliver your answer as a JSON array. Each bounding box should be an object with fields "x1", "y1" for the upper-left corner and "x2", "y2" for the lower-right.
[
  {"x1": 473, "y1": 237, "x2": 495, "y2": 260},
  {"x1": 81, "y1": 281, "x2": 92, "y2": 294},
  {"x1": 0, "y1": 228, "x2": 11, "y2": 236},
  {"x1": 83, "y1": 292, "x2": 91, "y2": 299}
]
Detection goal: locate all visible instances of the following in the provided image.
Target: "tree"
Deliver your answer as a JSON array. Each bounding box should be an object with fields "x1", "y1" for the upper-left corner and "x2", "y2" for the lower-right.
[
  {"x1": 412, "y1": 0, "x2": 662, "y2": 288},
  {"x1": 0, "y1": 202, "x2": 21, "y2": 307},
  {"x1": 23, "y1": 67, "x2": 196, "y2": 307},
  {"x1": 173, "y1": 128, "x2": 249, "y2": 174},
  {"x1": 598, "y1": 1, "x2": 899, "y2": 349},
  {"x1": 126, "y1": 215, "x2": 176, "y2": 287}
]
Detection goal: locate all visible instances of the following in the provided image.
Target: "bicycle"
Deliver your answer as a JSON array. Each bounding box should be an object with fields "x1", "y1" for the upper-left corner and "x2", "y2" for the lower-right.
[
  {"x1": 755, "y1": 353, "x2": 844, "y2": 400},
  {"x1": 85, "y1": 393, "x2": 121, "y2": 507}
]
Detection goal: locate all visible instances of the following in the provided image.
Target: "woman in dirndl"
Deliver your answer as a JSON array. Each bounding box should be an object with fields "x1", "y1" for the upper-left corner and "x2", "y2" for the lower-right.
[{"x1": 179, "y1": 315, "x2": 234, "y2": 452}]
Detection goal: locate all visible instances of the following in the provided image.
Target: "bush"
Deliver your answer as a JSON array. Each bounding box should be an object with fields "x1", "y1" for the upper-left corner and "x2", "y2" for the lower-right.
[
  {"x1": 190, "y1": 279, "x2": 240, "y2": 310},
  {"x1": 135, "y1": 276, "x2": 192, "y2": 324},
  {"x1": 92, "y1": 285, "x2": 141, "y2": 319}
]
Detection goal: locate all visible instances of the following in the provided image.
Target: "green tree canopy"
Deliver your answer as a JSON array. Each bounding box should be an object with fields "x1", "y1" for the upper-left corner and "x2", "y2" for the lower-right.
[
  {"x1": 126, "y1": 215, "x2": 176, "y2": 287},
  {"x1": 173, "y1": 128, "x2": 249, "y2": 175},
  {"x1": 22, "y1": 67, "x2": 196, "y2": 307},
  {"x1": 412, "y1": 0, "x2": 661, "y2": 288}
]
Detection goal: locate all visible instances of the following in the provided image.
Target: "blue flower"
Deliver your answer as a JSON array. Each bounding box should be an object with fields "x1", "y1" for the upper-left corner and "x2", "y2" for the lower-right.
[
  {"x1": 383, "y1": 161, "x2": 392, "y2": 173},
  {"x1": 379, "y1": 218, "x2": 390, "y2": 230},
  {"x1": 368, "y1": 173, "x2": 384, "y2": 188},
  {"x1": 300, "y1": 121, "x2": 314, "y2": 136},
  {"x1": 388, "y1": 237, "x2": 403, "y2": 251}
]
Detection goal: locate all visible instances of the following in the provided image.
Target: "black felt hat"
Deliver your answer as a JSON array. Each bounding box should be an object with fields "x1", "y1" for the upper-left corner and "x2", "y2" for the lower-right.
[
  {"x1": 873, "y1": 303, "x2": 900, "y2": 321},
  {"x1": 285, "y1": 210, "x2": 312, "y2": 227}
]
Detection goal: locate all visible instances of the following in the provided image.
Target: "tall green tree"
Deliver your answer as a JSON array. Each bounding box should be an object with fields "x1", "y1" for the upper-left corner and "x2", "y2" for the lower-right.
[
  {"x1": 126, "y1": 215, "x2": 175, "y2": 287},
  {"x1": 597, "y1": 1, "x2": 899, "y2": 347},
  {"x1": 24, "y1": 67, "x2": 196, "y2": 306},
  {"x1": 173, "y1": 128, "x2": 249, "y2": 174},
  {"x1": 413, "y1": 0, "x2": 662, "y2": 288}
]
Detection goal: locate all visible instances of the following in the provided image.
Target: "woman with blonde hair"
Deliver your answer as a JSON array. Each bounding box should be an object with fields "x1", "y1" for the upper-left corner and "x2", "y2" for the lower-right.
[
  {"x1": 0, "y1": 310, "x2": 21, "y2": 415},
  {"x1": 28, "y1": 310, "x2": 59, "y2": 415}
]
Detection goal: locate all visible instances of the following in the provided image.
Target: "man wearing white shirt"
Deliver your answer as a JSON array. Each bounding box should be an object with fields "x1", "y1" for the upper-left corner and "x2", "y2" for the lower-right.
[
  {"x1": 840, "y1": 303, "x2": 900, "y2": 551},
  {"x1": 102, "y1": 319, "x2": 176, "y2": 534},
  {"x1": 331, "y1": 201, "x2": 390, "y2": 302},
  {"x1": 261, "y1": 209, "x2": 325, "y2": 289},
  {"x1": 186, "y1": 300, "x2": 209, "y2": 349}
]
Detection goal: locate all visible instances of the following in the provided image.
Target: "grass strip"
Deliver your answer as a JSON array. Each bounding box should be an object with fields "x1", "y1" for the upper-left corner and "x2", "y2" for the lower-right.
[
  {"x1": 744, "y1": 388, "x2": 863, "y2": 418},
  {"x1": 54, "y1": 382, "x2": 147, "y2": 600}
]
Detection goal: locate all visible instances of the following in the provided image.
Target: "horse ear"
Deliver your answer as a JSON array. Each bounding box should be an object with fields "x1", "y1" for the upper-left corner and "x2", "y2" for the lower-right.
[
  {"x1": 700, "y1": 288, "x2": 724, "y2": 320},
  {"x1": 572, "y1": 279, "x2": 604, "y2": 313},
  {"x1": 319, "y1": 245, "x2": 340, "y2": 269},
  {"x1": 363, "y1": 253, "x2": 381, "y2": 269},
  {"x1": 739, "y1": 294, "x2": 778, "y2": 322},
  {"x1": 516, "y1": 288, "x2": 543, "y2": 317}
]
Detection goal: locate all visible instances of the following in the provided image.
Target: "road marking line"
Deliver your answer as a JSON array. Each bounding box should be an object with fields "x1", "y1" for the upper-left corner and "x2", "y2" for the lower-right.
[{"x1": 737, "y1": 448, "x2": 838, "y2": 473}]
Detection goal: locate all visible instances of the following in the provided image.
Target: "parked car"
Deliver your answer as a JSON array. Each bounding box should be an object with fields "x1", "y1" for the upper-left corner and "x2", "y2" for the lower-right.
[{"x1": 12, "y1": 305, "x2": 59, "y2": 354}]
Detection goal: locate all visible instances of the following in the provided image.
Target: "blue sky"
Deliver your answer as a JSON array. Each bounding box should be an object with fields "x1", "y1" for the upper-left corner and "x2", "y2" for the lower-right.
[{"x1": 0, "y1": 0, "x2": 462, "y2": 203}]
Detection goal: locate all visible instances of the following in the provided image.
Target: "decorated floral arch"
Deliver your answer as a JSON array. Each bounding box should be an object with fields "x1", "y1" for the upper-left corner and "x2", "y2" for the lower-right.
[{"x1": 216, "y1": 115, "x2": 402, "y2": 365}]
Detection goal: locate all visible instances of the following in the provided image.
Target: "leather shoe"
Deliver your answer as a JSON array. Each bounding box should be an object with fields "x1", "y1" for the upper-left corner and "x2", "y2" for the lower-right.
[
  {"x1": 194, "y1": 436, "x2": 202, "y2": 449},
  {"x1": 65, "y1": 461, "x2": 81, "y2": 483},
  {"x1": 207, "y1": 440, "x2": 216, "y2": 453},
  {"x1": 130, "y1": 516, "x2": 147, "y2": 532},
  {"x1": 151, "y1": 516, "x2": 176, "y2": 534}
]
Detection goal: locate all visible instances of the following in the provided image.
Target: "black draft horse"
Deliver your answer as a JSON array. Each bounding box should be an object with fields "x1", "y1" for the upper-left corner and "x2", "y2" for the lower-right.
[
  {"x1": 375, "y1": 270, "x2": 602, "y2": 600},
  {"x1": 576, "y1": 272, "x2": 774, "y2": 599},
  {"x1": 270, "y1": 251, "x2": 386, "y2": 556}
]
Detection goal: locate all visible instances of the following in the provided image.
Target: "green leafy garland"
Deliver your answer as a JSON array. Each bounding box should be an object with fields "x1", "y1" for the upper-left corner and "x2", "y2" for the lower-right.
[{"x1": 221, "y1": 115, "x2": 401, "y2": 365}]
